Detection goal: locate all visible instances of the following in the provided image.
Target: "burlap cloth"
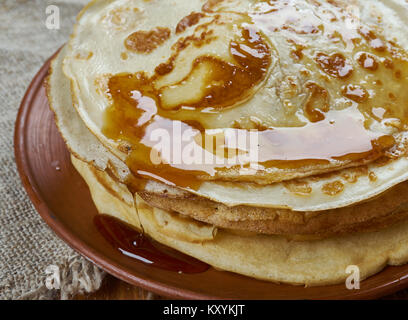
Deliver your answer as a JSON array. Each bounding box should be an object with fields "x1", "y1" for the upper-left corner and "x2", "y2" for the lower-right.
[{"x1": 0, "y1": 0, "x2": 109, "y2": 300}]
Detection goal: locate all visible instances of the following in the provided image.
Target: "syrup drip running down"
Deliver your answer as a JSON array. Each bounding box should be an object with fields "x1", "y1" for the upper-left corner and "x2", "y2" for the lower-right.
[{"x1": 94, "y1": 215, "x2": 209, "y2": 273}]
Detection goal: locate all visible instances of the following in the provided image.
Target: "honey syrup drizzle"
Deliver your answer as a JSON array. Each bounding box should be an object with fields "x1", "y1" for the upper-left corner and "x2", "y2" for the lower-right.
[
  {"x1": 103, "y1": 23, "x2": 274, "y2": 188},
  {"x1": 101, "y1": 0, "x2": 408, "y2": 190},
  {"x1": 251, "y1": 0, "x2": 408, "y2": 127}
]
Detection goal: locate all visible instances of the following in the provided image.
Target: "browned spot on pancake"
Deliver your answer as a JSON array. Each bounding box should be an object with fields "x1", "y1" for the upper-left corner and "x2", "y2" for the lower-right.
[
  {"x1": 202, "y1": 0, "x2": 223, "y2": 12},
  {"x1": 176, "y1": 12, "x2": 205, "y2": 34},
  {"x1": 101, "y1": 7, "x2": 142, "y2": 30},
  {"x1": 315, "y1": 52, "x2": 353, "y2": 78},
  {"x1": 283, "y1": 180, "x2": 312, "y2": 195},
  {"x1": 75, "y1": 51, "x2": 93, "y2": 60},
  {"x1": 359, "y1": 27, "x2": 386, "y2": 52},
  {"x1": 342, "y1": 84, "x2": 369, "y2": 103},
  {"x1": 155, "y1": 60, "x2": 175, "y2": 75},
  {"x1": 369, "y1": 171, "x2": 378, "y2": 182},
  {"x1": 288, "y1": 40, "x2": 305, "y2": 61},
  {"x1": 342, "y1": 166, "x2": 368, "y2": 183},
  {"x1": 384, "y1": 58, "x2": 394, "y2": 69},
  {"x1": 322, "y1": 181, "x2": 344, "y2": 196},
  {"x1": 304, "y1": 81, "x2": 330, "y2": 122},
  {"x1": 291, "y1": 48, "x2": 304, "y2": 61},
  {"x1": 173, "y1": 28, "x2": 216, "y2": 51},
  {"x1": 121, "y1": 52, "x2": 128, "y2": 60},
  {"x1": 125, "y1": 27, "x2": 171, "y2": 54},
  {"x1": 154, "y1": 27, "x2": 217, "y2": 77},
  {"x1": 356, "y1": 52, "x2": 379, "y2": 71}
]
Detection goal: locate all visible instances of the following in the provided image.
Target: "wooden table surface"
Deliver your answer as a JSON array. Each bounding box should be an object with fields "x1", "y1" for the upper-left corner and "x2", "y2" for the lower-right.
[{"x1": 75, "y1": 274, "x2": 408, "y2": 300}]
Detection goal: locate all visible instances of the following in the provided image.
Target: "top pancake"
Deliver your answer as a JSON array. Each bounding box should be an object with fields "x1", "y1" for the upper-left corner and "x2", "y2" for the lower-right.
[
  {"x1": 48, "y1": 46, "x2": 408, "y2": 214},
  {"x1": 63, "y1": 0, "x2": 408, "y2": 188}
]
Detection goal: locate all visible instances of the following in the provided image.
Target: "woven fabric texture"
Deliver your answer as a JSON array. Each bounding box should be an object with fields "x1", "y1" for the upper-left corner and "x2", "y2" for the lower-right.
[{"x1": 0, "y1": 0, "x2": 106, "y2": 300}]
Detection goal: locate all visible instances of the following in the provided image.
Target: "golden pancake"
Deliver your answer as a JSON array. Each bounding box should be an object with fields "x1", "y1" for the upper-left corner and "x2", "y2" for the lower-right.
[
  {"x1": 138, "y1": 184, "x2": 408, "y2": 238},
  {"x1": 49, "y1": 46, "x2": 408, "y2": 212},
  {"x1": 71, "y1": 155, "x2": 408, "y2": 286},
  {"x1": 63, "y1": 0, "x2": 408, "y2": 190}
]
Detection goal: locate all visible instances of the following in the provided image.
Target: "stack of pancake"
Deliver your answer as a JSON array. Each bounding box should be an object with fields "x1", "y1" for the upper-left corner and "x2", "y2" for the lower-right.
[{"x1": 47, "y1": 0, "x2": 408, "y2": 285}]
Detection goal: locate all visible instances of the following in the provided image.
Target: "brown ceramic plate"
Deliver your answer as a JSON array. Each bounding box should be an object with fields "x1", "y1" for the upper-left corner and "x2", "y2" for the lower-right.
[{"x1": 14, "y1": 51, "x2": 408, "y2": 300}]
